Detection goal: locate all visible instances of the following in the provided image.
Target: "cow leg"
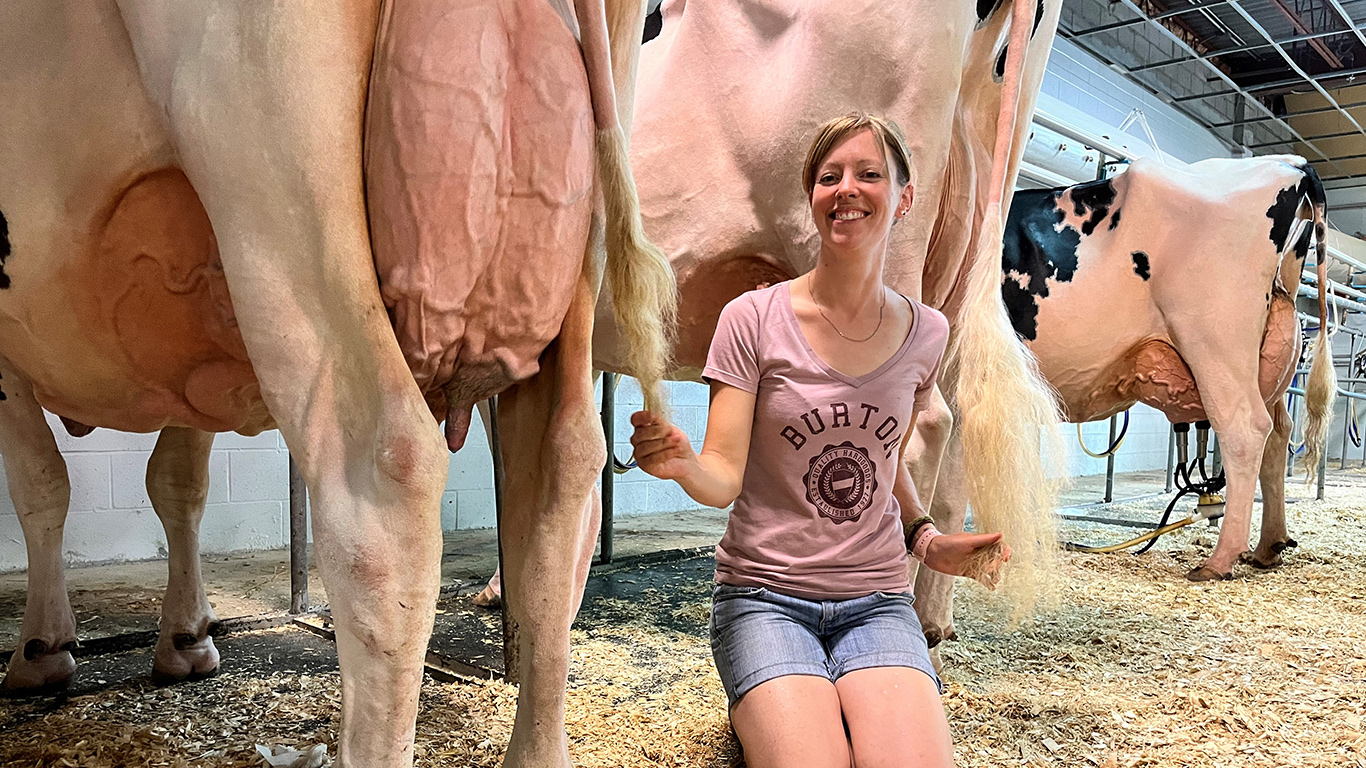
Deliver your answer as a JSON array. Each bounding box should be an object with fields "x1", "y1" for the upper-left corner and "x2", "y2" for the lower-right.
[
  {"x1": 146, "y1": 427, "x2": 220, "y2": 684},
  {"x1": 913, "y1": 425, "x2": 967, "y2": 659},
  {"x1": 1248, "y1": 398, "x2": 1295, "y2": 569},
  {"x1": 497, "y1": 265, "x2": 605, "y2": 768},
  {"x1": 115, "y1": 5, "x2": 446, "y2": 765},
  {"x1": 0, "y1": 362, "x2": 78, "y2": 694},
  {"x1": 1183, "y1": 387, "x2": 1271, "y2": 581}
]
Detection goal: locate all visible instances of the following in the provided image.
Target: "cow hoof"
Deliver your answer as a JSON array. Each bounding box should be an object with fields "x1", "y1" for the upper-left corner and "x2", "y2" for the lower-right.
[
  {"x1": 1185, "y1": 565, "x2": 1233, "y2": 582},
  {"x1": 152, "y1": 634, "x2": 220, "y2": 686},
  {"x1": 472, "y1": 583, "x2": 502, "y2": 609},
  {"x1": 2, "y1": 641, "x2": 77, "y2": 696},
  {"x1": 928, "y1": 646, "x2": 943, "y2": 676},
  {"x1": 1243, "y1": 538, "x2": 1298, "y2": 570},
  {"x1": 1241, "y1": 550, "x2": 1283, "y2": 570}
]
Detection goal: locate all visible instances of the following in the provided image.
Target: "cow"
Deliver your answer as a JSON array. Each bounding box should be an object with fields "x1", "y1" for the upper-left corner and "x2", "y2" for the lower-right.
[
  {"x1": 591, "y1": 0, "x2": 1068, "y2": 613},
  {"x1": 911, "y1": 155, "x2": 1336, "y2": 652},
  {"x1": 0, "y1": 2, "x2": 673, "y2": 767}
]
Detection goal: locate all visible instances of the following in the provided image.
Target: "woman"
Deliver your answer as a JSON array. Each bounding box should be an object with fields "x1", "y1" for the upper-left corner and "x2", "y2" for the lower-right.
[{"x1": 629, "y1": 113, "x2": 1008, "y2": 768}]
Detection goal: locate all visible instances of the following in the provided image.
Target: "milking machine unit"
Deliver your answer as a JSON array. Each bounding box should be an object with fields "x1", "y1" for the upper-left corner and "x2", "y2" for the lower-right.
[{"x1": 1066, "y1": 420, "x2": 1228, "y2": 554}]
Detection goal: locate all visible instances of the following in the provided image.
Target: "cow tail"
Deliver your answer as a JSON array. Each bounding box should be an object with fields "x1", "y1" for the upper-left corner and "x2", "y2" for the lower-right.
[
  {"x1": 576, "y1": 0, "x2": 678, "y2": 416},
  {"x1": 950, "y1": 0, "x2": 1064, "y2": 620},
  {"x1": 1302, "y1": 167, "x2": 1336, "y2": 484}
]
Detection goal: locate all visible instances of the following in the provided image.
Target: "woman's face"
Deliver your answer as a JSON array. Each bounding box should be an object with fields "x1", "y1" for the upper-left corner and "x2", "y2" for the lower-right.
[{"x1": 809, "y1": 128, "x2": 913, "y2": 254}]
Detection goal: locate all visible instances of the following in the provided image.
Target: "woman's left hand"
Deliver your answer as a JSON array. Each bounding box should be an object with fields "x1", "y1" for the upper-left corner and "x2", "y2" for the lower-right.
[{"x1": 923, "y1": 532, "x2": 1011, "y2": 590}]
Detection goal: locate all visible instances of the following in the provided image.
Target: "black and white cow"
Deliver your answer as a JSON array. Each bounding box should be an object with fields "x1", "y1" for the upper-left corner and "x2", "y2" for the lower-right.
[{"x1": 912, "y1": 155, "x2": 1335, "y2": 651}]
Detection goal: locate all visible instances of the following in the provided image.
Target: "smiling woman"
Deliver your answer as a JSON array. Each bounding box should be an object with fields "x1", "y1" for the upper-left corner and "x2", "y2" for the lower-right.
[{"x1": 625, "y1": 113, "x2": 1012, "y2": 768}]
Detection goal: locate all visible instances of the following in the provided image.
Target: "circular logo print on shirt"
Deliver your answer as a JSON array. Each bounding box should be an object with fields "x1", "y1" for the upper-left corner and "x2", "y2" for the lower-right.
[{"x1": 803, "y1": 441, "x2": 878, "y2": 524}]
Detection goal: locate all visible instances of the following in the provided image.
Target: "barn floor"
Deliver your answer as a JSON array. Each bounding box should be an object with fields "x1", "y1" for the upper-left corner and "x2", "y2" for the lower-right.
[{"x1": 1, "y1": 470, "x2": 1364, "y2": 767}]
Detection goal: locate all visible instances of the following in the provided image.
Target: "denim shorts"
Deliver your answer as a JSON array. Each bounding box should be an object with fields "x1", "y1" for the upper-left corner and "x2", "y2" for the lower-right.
[{"x1": 709, "y1": 584, "x2": 943, "y2": 708}]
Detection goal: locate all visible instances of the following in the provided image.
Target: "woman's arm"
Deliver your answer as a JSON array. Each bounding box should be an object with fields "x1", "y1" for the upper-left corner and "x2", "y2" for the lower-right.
[{"x1": 630, "y1": 381, "x2": 757, "y2": 508}]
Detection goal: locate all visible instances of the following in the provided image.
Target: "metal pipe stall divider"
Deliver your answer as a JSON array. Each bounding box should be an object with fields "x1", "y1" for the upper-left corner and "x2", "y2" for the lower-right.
[
  {"x1": 598, "y1": 372, "x2": 616, "y2": 565},
  {"x1": 1105, "y1": 415, "x2": 1118, "y2": 503},
  {"x1": 288, "y1": 456, "x2": 308, "y2": 615},
  {"x1": 1343, "y1": 333, "x2": 1358, "y2": 470},
  {"x1": 1165, "y1": 424, "x2": 1176, "y2": 493},
  {"x1": 488, "y1": 396, "x2": 520, "y2": 685}
]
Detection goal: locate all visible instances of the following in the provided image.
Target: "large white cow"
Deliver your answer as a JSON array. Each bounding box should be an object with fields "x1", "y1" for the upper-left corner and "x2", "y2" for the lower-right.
[
  {"x1": 593, "y1": 0, "x2": 1068, "y2": 611},
  {"x1": 912, "y1": 156, "x2": 1336, "y2": 648},
  {"x1": 0, "y1": 2, "x2": 672, "y2": 767}
]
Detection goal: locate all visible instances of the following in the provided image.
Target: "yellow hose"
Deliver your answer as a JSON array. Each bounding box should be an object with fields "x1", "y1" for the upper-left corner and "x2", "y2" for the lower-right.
[
  {"x1": 1077, "y1": 411, "x2": 1130, "y2": 459},
  {"x1": 1065, "y1": 516, "x2": 1198, "y2": 554}
]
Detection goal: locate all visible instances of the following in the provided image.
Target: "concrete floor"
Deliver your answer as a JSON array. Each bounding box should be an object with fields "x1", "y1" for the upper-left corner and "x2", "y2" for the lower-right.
[{"x1": 0, "y1": 506, "x2": 731, "y2": 651}]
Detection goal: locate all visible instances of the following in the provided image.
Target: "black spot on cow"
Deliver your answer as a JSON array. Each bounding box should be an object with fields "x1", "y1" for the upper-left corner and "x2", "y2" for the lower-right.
[
  {"x1": 643, "y1": 6, "x2": 662, "y2": 43},
  {"x1": 0, "y1": 371, "x2": 7, "y2": 402},
  {"x1": 1108, "y1": 207, "x2": 1122, "y2": 231},
  {"x1": 0, "y1": 208, "x2": 11, "y2": 289},
  {"x1": 1131, "y1": 251, "x2": 1150, "y2": 280},
  {"x1": 977, "y1": 0, "x2": 1003, "y2": 23},
  {"x1": 1069, "y1": 177, "x2": 1117, "y2": 236},
  {"x1": 1001, "y1": 187, "x2": 1082, "y2": 340},
  {"x1": 991, "y1": 0, "x2": 1047, "y2": 79},
  {"x1": 1267, "y1": 164, "x2": 1325, "y2": 257}
]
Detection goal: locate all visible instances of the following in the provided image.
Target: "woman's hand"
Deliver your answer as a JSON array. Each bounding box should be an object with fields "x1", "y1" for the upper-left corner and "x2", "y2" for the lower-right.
[
  {"x1": 629, "y1": 411, "x2": 699, "y2": 482},
  {"x1": 923, "y1": 532, "x2": 1011, "y2": 590}
]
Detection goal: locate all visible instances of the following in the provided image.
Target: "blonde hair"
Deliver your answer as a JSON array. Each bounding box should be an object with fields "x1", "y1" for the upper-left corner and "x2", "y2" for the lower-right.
[{"x1": 802, "y1": 113, "x2": 913, "y2": 198}]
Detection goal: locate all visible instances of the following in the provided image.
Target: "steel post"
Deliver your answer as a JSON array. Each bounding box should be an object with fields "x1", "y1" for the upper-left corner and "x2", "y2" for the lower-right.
[
  {"x1": 288, "y1": 456, "x2": 308, "y2": 615},
  {"x1": 1165, "y1": 425, "x2": 1176, "y2": 493},
  {"x1": 598, "y1": 372, "x2": 615, "y2": 565},
  {"x1": 1104, "y1": 415, "x2": 1118, "y2": 503},
  {"x1": 1343, "y1": 334, "x2": 1357, "y2": 470},
  {"x1": 489, "y1": 397, "x2": 519, "y2": 685}
]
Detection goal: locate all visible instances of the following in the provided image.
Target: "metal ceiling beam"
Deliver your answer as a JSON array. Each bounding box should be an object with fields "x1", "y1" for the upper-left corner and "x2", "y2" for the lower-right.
[
  {"x1": 1207, "y1": 97, "x2": 1366, "y2": 127},
  {"x1": 1225, "y1": 0, "x2": 1366, "y2": 158},
  {"x1": 1173, "y1": 88, "x2": 1239, "y2": 101},
  {"x1": 1242, "y1": 60, "x2": 1366, "y2": 92},
  {"x1": 1067, "y1": 1, "x2": 1228, "y2": 37},
  {"x1": 1122, "y1": 27, "x2": 1359, "y2": 72},
  {"x1": 1264, "y1": 0, "x2": 1345, "y2": 69},
  {"x1": 1325, "y1": 0, "x2": 1366, "y2": 54},
  {"x1": 1111, "y1": 0, "x2": 1348, "y2": 174},
  {"x1": 1248, "y1": 127, "x2": 1363, "y2": 147}
]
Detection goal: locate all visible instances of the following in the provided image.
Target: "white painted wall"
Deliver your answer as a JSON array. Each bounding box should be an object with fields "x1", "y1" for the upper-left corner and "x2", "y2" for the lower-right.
[{"x1": 1035, "y1": 38, "x2": 1233, "y2": 165}]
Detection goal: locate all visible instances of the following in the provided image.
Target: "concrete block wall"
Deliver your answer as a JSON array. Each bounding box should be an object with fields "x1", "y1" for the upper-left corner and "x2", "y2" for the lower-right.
[
  {"x1": 0, "y1": 379, "x2": 714, "y2": 572},
  {"x1": 1059, "y1": 405, "x2": 1172, "y2": 480}
]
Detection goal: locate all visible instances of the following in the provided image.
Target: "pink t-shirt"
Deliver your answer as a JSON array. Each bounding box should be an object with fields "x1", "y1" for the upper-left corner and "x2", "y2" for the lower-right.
[{"x1": 702, "y1": 281, "x2": 949, "y2": 600}]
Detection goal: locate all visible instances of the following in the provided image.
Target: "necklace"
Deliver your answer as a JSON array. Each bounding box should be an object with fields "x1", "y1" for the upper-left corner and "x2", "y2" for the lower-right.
[{"x1": 810, "y1": 280, "x2": 886, "y2": 343}]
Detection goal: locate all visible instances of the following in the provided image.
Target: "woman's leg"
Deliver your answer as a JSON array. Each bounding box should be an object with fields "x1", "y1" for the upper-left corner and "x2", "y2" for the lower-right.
[
  {"x1": 836, "y1": 667, "x2": 953, "y2": 768},
  {"x1": 731, "y1": 675, "x2": 852, "y2": 768}
]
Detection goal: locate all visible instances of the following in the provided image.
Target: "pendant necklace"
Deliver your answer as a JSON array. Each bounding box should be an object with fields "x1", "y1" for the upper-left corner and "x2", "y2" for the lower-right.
[{"x1": 810, "y1": 280, "x2": 885, "y2": 343}]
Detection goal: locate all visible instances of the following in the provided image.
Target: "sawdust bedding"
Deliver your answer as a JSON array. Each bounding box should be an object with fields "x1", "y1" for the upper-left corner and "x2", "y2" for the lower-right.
[{"x1": 2, "y1": 479, "x2": 1364, "y2": 767}]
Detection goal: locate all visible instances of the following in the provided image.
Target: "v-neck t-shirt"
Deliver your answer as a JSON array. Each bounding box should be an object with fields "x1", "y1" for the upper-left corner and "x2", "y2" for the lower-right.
[{"x1": 702, "y1": 281, "x2": 949, "y2": 600}]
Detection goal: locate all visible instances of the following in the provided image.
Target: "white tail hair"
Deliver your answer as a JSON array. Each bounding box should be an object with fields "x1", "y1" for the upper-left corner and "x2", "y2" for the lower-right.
[
  {"x1": 596, "y1": 126, "x2": 678, "y2": 415},
  {"x1": 575, "y1": 0, "x2": 679, "y2": 415},
  {"x1": 951, "y1": 0, "x2": 1064, "y2": 619}
]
